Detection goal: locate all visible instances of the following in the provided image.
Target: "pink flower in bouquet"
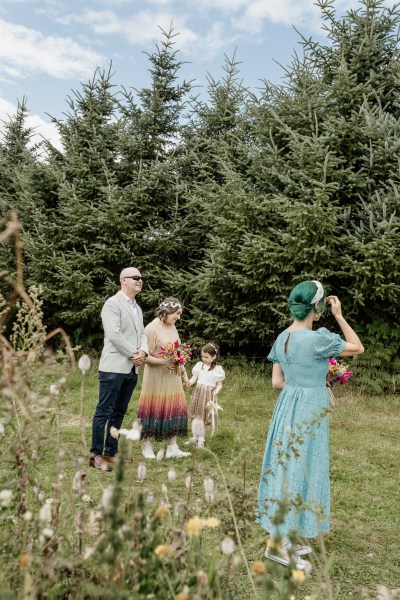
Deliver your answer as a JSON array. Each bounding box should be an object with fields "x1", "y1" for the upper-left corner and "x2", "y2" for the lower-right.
[
  {"x1": 158, "y1": 340, "x2": 195, "y2": 368},
  {"x1": 327, "y1": 357, "x2": 353, "y2": 386}
]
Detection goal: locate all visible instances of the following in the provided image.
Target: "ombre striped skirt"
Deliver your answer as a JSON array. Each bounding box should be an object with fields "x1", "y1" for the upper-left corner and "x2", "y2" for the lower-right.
[{"x1": 137, "y1": 364, "x2": 188, "y2": 441}]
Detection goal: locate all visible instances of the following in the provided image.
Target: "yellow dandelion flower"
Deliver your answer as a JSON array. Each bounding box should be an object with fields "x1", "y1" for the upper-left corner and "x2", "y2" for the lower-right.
[
  {"x1": 175, "y1": 593, "x2": 189, "y2": 600},
  {"x1": 18, "y1": 554, "x2": 32, "y2": 569},
  {"x1": 205, "y1": 517, "x2": 220, "y2": 529},
  {"x1": 186, "y1": 515, "x2": 203, "y2": 536},
  {"x1": 291, "y1": 569, "x2": 306, "y2": 584},
  {"x1": 154, "y1": 504, "x2": 169, "y2": 519},
  {"x1": 154, "y1": 544, "x2": 173, "y2": 558},
  {"x1": 251, "y1": 560, "x2": 266, "y2": 576}
]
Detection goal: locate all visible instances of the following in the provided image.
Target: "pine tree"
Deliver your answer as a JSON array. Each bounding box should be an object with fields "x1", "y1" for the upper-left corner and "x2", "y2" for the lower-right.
[{"x1": 181, "y1": 0, "x2": 400, "y2": 367}]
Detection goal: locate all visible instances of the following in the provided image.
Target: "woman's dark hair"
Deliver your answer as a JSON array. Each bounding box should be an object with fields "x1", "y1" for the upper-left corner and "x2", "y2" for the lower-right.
[
  {"x1": 155, "y1": 297, "x2": 183, "y2": 322},
  {"x1": 201, "y1": 342, "x2": 220, "y2": 371},
  {"x1": 288, "y1": 281, "x2": 326, "y2": 320}
]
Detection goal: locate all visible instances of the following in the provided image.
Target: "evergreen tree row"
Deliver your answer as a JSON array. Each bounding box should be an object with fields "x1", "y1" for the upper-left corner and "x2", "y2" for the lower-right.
[{"x1": 1, "y1": 0, "x2": 399, "y2": 389}]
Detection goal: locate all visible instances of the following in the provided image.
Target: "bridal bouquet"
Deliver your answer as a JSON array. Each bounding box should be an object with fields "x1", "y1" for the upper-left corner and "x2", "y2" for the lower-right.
[
  {"x1": 158, "y1": 340, "x2": 195, "y2": 368},
  {"x1": 326, "y1": 357, "x2": 353, "y2": 404}
]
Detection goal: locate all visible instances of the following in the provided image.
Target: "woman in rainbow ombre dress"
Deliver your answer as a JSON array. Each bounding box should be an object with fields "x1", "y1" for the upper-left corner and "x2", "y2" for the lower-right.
[{"x1": 137, "y1": 297, "x2": 191, "y2": 459}]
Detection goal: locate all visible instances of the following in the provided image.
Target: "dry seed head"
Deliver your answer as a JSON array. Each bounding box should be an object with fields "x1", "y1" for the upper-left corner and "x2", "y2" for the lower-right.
[
  {"x1": 78, "y1": 355, "x2": 91, "y2": 374},
  {"x1": 110, "y1": 427, "x2": 119, "y2": 439},
  {"x1": 156, "y1": 449, "x2": 165, "y2": 461},
  {"x1": 221, "y1": 536, "x2": 236, "y2": 556},
  {"x1": 168, "y1": 469, "x2": 176, "y2": 483},
  {"x1": 137, "y1": 463, "x2": 146, "y2": 482}
]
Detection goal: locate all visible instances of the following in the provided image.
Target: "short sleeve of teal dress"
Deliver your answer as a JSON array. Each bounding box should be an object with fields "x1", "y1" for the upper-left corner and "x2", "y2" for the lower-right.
[
  {"x1": 313, "y1": 327, "x2": 346, "y2": 358},
  {"x1": 267, "y1": 341, "x2": 279, "y2": 363}
]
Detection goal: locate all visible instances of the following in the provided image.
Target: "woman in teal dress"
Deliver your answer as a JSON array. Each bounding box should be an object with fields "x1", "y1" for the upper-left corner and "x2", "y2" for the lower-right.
[{"x1": 257, "y1": 281, "x2": 364, "y2": 569}]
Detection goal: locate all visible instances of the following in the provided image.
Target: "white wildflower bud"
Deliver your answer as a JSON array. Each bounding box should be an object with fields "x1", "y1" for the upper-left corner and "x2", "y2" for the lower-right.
[
  {"x1": 0, "y1": 423, "x2": 4, "y2": 435},
  {"x1": 221, "y1": 536, "x2": 236, "y2": 556},
  {"x1": 132, "y1": 420, "x2": 142, "y2": 434},
  {"x1": 49, "y1": 384, "x2": 59, "y2": 397},
  {"x1": 146, "y1": 494, "x2": 154, "y2": 504},
  {"x1": 191, "y1": 418, "x2": 205, "y2": 438},
  {"x1": 38, "y1": 491, "x2": 45, "y2": 502},
  {"x1": 167, "y1": 469, "x2": 176, "y2": 483},
  {"x1": 39, "y1": 503, "x2": 52, "y2": 524},
  {"x1": 156, "y1": 449, "x2": 165, "y2": 461},
  {"x1": 101, "y1": 486, "x2": 114, "y2": 511},
  {"x1": 205, "y1": 492, "x2": 214, "y2": 504},
  {"x1": 232, "y1": 554, "x2": 241, "y2": 566},
  {"x1": 82, "y1": 494, "x2": 91, "y2": 502},
  {"x1": 22, "y1": 510, "x2": 32, "y2": 521},
  {"x1": 137, "y1": 463, "x2": 146, "y2": 482},
  {"x1": 59, "y1": 377, "x2": 67, "y2": 385},
  {"x1": 185, "y1": 474, "x2": 193, "y2": 490},
  {"x1": 78, "y1": 355, "x2": 91, "y2": 374},
  {"x1": 126, "y1": 428, "x2": 141, "y2": 441},
  {"x1": 203, "y1": 476, "x2": 214, "y2": 494},
  {"x1": 0, "y1": 490, "x2": 13, "y2": 507},
  {"x1": 161, "y1": 484, "x2": 168, "y2": 497},
  {"x1": 174, "y1": 499, "x2": 184, "y2": 516},
  {"x1": 83, "y1": 546, "x2": 95, "y2": 560},
  {"x1": 197, "y1": 570, "x2": 208, "y2": 586},
  {"x1": 42, "y1": 527, "x2": 54, "y2": 539},
  {"x1": 110, "y1": 427, "x2": 119, "y2": 439},
  {"x1": 377, "y1": 587, "x2": 393, "y2": 600}
]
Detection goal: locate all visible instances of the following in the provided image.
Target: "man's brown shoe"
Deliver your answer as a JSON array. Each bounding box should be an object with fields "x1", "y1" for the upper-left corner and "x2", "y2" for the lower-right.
[
  {"x1": 102, "y1": 455, "x2": 117, "y2": 464},
  {"x1": 89, "y1": 455, "x2": 112, "y2": 471}
]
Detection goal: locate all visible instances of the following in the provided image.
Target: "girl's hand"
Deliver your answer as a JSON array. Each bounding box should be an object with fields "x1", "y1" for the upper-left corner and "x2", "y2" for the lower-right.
[
  {"x1": 165, "y1": 359, "x2": 176, "y2": 370},
  {"x1": 326, "y1": 295, "x2": 343, "y2": 319}
]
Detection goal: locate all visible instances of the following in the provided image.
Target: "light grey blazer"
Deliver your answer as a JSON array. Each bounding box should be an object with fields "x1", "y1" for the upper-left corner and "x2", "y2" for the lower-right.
[{"x1": 99, "y1": 291, "x2": 149, "y2": 374}]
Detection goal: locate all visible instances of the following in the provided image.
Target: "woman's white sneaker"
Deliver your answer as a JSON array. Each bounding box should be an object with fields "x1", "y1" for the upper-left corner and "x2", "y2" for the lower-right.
[
  {"x1": 264, "y1": 547, "x2": 312, "y2": 571},
  {"x1": 166, "y1": 444, "x2": 191, "y2": 458},
  {"x1": 281, "y1": 541, "x2": 313, "y2": 556}
]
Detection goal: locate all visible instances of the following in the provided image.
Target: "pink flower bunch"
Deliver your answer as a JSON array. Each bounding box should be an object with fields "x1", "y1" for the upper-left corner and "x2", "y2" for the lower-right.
[
  {"x1": 327, "y1": 357, "x2": 353, "y2": 385},
  {"x1": 158, "y1": 340, "x2": 195, "y2": 367}
]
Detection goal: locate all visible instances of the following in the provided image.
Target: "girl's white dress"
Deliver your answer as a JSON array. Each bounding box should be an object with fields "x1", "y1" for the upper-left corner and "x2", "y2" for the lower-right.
[{"x1": 187, "y1": 362, "x2": 225, "y2": 424}]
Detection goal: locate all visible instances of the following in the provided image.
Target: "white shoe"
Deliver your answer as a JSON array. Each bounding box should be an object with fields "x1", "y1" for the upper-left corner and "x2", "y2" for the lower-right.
[
  {"x1": 142, "y1": 443, "x2": 156, "y2": 459},
  {"x1": 165, "y1": 444, "x2": 191, "y2": 458},
  {"x1": 264, "y1": 547, "x2": 312, "y2": 571},
  {"x1": 281, "y1": 541, "x2": 313, "y2": 556},
  {"x1": 184, "y1": 437, "x2": 197, "y2": 446}
]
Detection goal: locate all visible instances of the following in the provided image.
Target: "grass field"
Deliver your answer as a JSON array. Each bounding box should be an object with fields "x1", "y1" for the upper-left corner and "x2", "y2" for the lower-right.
[{"x1": 1, "y1": 358, "x2": 400, "y2": 599}]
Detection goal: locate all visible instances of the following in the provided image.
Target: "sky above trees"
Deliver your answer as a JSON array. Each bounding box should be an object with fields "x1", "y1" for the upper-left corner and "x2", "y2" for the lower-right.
[{"x1": 0, "y1": 0, "x2": 371, "y2": 150}]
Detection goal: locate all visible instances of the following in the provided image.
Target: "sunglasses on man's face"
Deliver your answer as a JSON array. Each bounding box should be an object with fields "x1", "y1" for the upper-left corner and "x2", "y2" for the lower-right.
[{"x1": 124, "y1": 276, "x2": 144, "y2": 282}]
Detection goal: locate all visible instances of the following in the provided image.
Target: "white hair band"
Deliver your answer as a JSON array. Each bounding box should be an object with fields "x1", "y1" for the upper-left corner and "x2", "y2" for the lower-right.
[
  {"x1": 160, "y1": 301, "x2": 181, "y2": 309},
  {"x1": 311, "y1": 280, "x2": 324, "y2": 304}
]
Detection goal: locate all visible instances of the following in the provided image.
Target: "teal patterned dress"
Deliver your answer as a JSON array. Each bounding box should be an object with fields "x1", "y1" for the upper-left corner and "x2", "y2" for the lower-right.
[{"x1": 257, "y1": 327, "x2": 346, "y2": 539}]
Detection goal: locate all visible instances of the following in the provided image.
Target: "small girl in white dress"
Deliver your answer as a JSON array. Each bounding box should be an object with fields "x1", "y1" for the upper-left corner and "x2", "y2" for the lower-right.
[{"x1": 184, "y1": 343, "x2": 225, "y2": 447}]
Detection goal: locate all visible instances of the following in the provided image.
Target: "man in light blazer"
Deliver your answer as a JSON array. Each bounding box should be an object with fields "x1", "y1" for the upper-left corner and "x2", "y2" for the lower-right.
[{"x1": 90, "y1": 267, "x2": 149, "y2": 470}]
